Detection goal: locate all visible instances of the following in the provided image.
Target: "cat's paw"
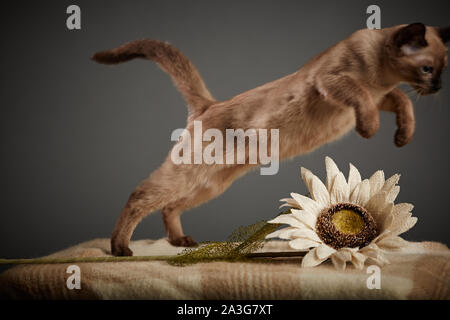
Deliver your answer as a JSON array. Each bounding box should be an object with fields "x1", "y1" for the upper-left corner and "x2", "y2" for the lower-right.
[
  {"x1": 356, "y1": 117, "x2": 379, "y2": 139},
  {"x1": 169, "y1": 235, "x2": 198, "y2": 247},
  {"x1": 111, "y1": 240, "x2": 133, "y2": 256},
  {"x1": 395, "y1": 127, "x2": 414, "y2": 147}
]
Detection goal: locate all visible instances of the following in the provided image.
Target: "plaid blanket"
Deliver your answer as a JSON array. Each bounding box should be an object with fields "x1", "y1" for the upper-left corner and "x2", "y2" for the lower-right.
[{"x1": 0, "y1": 238, "x2": 449, "y2": 299}]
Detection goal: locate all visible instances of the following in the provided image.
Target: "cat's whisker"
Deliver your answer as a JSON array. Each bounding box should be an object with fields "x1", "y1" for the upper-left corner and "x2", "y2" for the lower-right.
[{"x1": 414, "y1": 89, "x2": 423, "y2": 103}]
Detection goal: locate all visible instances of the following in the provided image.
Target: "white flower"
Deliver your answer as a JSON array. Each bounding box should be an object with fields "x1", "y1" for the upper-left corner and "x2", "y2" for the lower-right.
[{"x1": 266, "y1": 156, "x2": 417, "y2": 270}]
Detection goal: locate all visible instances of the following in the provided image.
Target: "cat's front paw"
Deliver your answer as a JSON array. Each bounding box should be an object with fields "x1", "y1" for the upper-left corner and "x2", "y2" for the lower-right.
[
  {"x1": 395, "y1": 127, "x2": 414, "y2": 147},
  {"x1": 356, "y1": 117, "x2": 379, "y2": 139}
]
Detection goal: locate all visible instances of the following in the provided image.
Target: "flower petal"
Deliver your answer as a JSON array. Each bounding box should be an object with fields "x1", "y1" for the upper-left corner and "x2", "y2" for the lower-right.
[
  {"x1": 290, "y1": 228, "x2": 322, "y2": 242},
  {"x1": 301, "y1": 247, "x2": 328, "y2": 267},
  {"x1": 392, "y1": 217, "x2": 418, "y2": 236},
  {"x1": 330, "y1": 250, "x2": 352, "y2": 270},
  {"x1": 290, "y1": 209, "x2": 318, "y2": 229},
  {"x1": 348, "y1": 163, "x2": 362, "y2": 195},
  {"x1": 386, "y1": 186, "x2": 400, "y2": 203},
  {"x1": 300, "y1": 167, "x2": 314, "y2": 196},
  {"x1": 369, "y1": 170, "x2": 385, "y2": 198},
  {"x1": 289, "y1": 238, "x2": 320, "y2": 250},
  {"x1": 381, "y1": 174, "x2": 400, "y2": 193},
  {"x1": 379, "y1": 214, "x2": 394, "y2": 234},
  {"x1": 266, "y1": 226, "x2": 302, "y2": 240},
  {"x1": 349, "y1": 179, "x2": 370, "y2": 206},
  {"x1": 279, "y1": 198, "x2": 300, "y2": 209},
  {"x1": 365, "y1": 191, "x2": 390, "y2": 226},
  {"x1": 387, "y1": 203, "x2": 417, "y2": 235},
  {"x1": 334, "y1": 249, "x2": 353, "y2": 261},
  {"x1": 290, "y1": 193, "x2": 320, "y2": 213},
  {"x1": 330, "y1": 172, "x2": 350, "y2": 204},
  {"x1": 350, "y1": 251, "x2": 367, "y2": 270},
  {"x1": 316, "y1": 244, "x2": 336, "y2": 259},
  {"x1": 393, "y1": 203, "x2": 414, "y2": 215},
  {"x1": 359, "y1": 243, "x2": 390, "y2": 266},
  {"x1": 374, "y1": 202, "x2": 394, "y2": 232},
  {"x1": 325, "y1": 156, "x2": 340, "y2": 191},
  {"x1": 300, "y1": 166, "x2": 328, "y2": 207},
  {"x1": 331, "y1": 254, "x2": 347, "y2": 270},
  {"x1": 380, "y1": 174, "x2": 401, "y2": 203},
  {"x1": 311, "y1": 175, "x2": 330, "y2": 206},
  {"x1": 267, "y1": 214, "x2": 305, "y2": 229},
  {"x1": 365, "y1": 191, "x2": 388, "y2": 212}
]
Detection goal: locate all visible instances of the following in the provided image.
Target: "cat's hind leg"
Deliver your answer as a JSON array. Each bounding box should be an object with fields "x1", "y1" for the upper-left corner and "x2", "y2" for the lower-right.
[
  {"x1": 162, "y1": 185, "x2": 224, "y2": 246},
  {"x1": 162, "y1": 165, "x2": 250, "y2": 247},
  {"x1": 110, "y1": 163, "x2": 183, "y2": 256},
  {"x1": 161, "y1": 197, "x2": 198, "y2": 247}
]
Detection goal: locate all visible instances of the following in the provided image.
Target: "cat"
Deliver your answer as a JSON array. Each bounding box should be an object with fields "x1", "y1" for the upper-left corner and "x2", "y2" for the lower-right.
[{"x1": 93, "y1": 23, "x2": 449, "y2": 256}]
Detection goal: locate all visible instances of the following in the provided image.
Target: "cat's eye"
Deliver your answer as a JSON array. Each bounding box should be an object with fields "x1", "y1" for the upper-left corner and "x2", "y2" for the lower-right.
[{"x1": 421, "y1": 66, "x2": 434, "y2": 74}]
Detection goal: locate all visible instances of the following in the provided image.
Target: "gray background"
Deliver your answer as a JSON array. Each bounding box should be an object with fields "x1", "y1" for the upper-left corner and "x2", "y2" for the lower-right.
[{"x1": 1, "y1": 0, "x2": 449, "y2": 262}]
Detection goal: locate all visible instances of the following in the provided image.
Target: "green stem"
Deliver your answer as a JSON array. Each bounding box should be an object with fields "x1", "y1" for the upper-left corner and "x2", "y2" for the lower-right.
[
  {"x1": 0, "y1": 255, "x2": 172, "y2": 265},
  {"x1": 0, "y1": 251, "x2": 306, "y2": 266}
]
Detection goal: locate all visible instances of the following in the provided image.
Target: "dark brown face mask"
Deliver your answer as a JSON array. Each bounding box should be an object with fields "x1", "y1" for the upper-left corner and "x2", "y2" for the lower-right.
[
  {"x1": 432, "y1": 26, "x2": 450, "y2": 93},
  {"x1": 391, "y1": 23, "x2": 449, "y2": 95},
  {"x1": 438, "y1": 26, "x2": 450, "y2": 44}
]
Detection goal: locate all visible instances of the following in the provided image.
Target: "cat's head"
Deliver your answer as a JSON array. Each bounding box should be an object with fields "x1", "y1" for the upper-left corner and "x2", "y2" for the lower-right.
[{"x1": 387, "y1": 23, "x2": 449, "y2": 95}]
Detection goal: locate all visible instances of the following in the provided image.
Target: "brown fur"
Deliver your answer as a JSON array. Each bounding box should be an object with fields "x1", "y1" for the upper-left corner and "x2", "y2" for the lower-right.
[{"x1": 93, "y1": 24, "x2": 449, "y2": 256}]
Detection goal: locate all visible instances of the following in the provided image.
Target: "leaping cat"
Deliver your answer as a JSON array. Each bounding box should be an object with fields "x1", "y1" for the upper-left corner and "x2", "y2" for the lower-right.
[{"x1": 93, "y1": 23, "x2": 449, "y2": 256}]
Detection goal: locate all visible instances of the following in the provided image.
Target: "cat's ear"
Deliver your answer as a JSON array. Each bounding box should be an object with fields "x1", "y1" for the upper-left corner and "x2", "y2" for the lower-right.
[
  {"x1": 437, "y1": 26, "x2": 450, "y2": 43},
  {"x1": 393, "y1": 23, "x2": 428, "y2": 49}
]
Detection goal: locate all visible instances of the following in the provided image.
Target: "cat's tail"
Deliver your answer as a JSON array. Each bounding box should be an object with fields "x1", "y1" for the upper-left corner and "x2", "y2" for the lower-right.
[{"x1": 92, "y1": 39, "x2": 216, "y2": 115}]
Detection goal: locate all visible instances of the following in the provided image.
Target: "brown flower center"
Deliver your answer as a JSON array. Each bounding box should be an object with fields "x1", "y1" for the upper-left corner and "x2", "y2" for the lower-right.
[{"x1": 316, "y1": 203, "x2": 377, "y2": 249}]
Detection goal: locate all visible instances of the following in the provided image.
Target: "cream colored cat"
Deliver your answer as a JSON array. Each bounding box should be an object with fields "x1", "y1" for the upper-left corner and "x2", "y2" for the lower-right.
[{"x1": 93, "y1": 23, "x2": 449, "y2": 256}]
